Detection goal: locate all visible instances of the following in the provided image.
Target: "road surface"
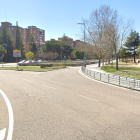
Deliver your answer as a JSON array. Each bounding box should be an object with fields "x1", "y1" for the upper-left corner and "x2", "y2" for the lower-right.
[{"x1": 0, "y1": 66, "x2": 140, "y2": 139}]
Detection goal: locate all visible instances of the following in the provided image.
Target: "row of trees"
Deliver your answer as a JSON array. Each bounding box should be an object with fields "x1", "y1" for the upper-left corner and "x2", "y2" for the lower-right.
[
  {"x1": 80, "y1": 5, "x2": 132, "y2": 69},
  {"x1": 42, "y1": 36, "x2": 85, "y2": 60},
  {"x1": 0, "y1": 25, "x2": 86, "y2": 62},
  {"x1": 78, "y1": 5, "x2": 140, "y2": 70},
  {"x1": 1, "y1": 6, "x2": 139, "y2": 66}
]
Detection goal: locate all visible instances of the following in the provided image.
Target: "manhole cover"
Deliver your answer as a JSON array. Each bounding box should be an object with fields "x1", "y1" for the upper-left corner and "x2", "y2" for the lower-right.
[{"x1": 28, "y1": 94, "x2": 37, "y2": 97}]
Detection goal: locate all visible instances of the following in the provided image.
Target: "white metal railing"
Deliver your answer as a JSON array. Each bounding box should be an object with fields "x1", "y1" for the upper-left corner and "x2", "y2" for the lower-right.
[{"x1": 81, "y1": 66, "x2": 140, "y2": 91}]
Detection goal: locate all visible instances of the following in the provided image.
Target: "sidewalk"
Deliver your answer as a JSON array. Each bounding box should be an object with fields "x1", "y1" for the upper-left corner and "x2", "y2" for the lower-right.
[
  {"x1": 81, "y1": 63, "x2": 140, "y2": 91},
  {"x1": 86, "y1": 63, "x2": 107, "y2": 73},
  {"x1": 86, "y1": 62, "x2": 140, "y2": 73}
]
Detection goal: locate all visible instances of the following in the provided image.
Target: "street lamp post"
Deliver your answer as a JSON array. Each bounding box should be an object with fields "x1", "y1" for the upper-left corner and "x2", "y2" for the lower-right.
[
  {"x1": 61, "y1": 45, "x2": 62, "y2": 62},
  {"x1": 78, "y1": 21, "x2": 86, "y2": 67}
]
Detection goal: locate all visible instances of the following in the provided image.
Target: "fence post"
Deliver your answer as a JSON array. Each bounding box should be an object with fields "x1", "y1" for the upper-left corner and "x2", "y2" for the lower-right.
[
  {"x1": 134, "y1": 79, "x2": 135, "y2": 89},
  {"x1": 119, "y1": 76, "x2": 120, "y2": 86},
  {"x1": 108, "y1": 74, "x2": 109, "y2": 83},
  {"x1": 94, "y1": 71, "x2": 95, "y2": 79},
  {"x1": 100, "y1": 73, "x2": 101, "y2": 81}
]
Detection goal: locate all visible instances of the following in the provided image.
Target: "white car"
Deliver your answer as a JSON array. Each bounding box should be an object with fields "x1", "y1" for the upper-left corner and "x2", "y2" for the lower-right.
[
  {"x1": 24, "y1": 61, "x2": 32, "y2": 64},
  {"x1": 37, "y1": 60, "x2": 45, "y2": 62},
  {"x1": 32, "y1": 60, "x2": 36, "y2": 63},
  {"x1": 18, "y1": 60, "x2": 26, "y2": 64}
]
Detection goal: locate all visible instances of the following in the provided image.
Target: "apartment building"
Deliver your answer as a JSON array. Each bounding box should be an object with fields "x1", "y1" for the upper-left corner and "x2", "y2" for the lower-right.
[
  {"x1": 73, "y1": 40, "x2": 84, "y2": 48},
  {"x1": 57, "y1": 36, "x2": 84, "y2": 48},
  {"x1": 58, "y1": 36, "x2": 74, "y2": 46},
  {"x1": 0, "y1": 22, "x2": 45, "y2": 48}
]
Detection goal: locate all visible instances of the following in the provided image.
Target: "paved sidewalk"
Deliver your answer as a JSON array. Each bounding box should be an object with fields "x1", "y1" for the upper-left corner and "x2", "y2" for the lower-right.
[
  {"x1": 86, "y1": 64, "x2": 107, "y2": 73},
  {"x1": 86, "y1": 62, "x2": 140, "y2": 74}
]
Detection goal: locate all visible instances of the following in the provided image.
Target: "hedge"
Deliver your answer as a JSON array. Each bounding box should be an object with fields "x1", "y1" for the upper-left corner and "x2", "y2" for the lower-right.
[{"x1": 19, "y1": 61, "x2": 96, "y2": 68}]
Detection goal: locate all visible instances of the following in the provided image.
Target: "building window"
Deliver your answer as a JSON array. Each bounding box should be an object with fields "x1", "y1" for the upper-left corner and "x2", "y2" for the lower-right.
[
  {"x1": 12, "y1": 27, "x2": 13, "y2": 30},
  {"x1": 9, "y1": 28, "x2": 10, "y2": 30}
]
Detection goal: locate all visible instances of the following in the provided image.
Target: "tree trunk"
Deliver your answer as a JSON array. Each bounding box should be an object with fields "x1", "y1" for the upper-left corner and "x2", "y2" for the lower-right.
[
  {"x1": 116, "y1": 55, "x2": 118, "y2": 70},
  {"x1": 111, "y1": 56, "x2": 113, "y2": 68},
  {"x1": 134, "y1": 47, "x2": 136, "y2": 63},
  {"x1": 108, "y1": 58, "x2": 110, "y2": 64},
  {"x1": 98, "y1": 58, "x2": 101, "y2": 67}
]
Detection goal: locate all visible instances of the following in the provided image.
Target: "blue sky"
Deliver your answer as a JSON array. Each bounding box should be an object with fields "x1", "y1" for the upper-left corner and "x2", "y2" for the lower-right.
[{"x1": 1, "y1": 0, "x2": 140, "y2": 41}]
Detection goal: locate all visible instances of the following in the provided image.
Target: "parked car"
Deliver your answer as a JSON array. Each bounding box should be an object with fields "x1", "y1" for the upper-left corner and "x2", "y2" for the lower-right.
[
  {"x1": 31, "y1": 60, "x2": 36, "y2": 63},
  {"x1": 24, "y1": 60, "x2": 32, "y2": 64},
  {"x1": 37, "y1": 60, "x2": 45, "y2": 62},
  {"x1": 18, "y1": 60, "x2": 26, "y2": 64}
]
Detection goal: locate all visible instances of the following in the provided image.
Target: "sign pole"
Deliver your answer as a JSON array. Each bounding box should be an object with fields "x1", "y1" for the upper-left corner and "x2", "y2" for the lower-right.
[
  {"x1": 2, "y1": 54, "x2": 3, "y2": 67},
  {"x1": 16, "y1": 58, "x2": 18, "y2": 70}
]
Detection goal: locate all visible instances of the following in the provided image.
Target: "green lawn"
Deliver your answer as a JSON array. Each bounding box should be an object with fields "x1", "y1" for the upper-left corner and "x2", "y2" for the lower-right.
[
  {"x1": 0, "y1": 66, "x2": 66, "y2": 71},
  {"x1": 107, "y1": 61, "x2": 135, "y2": 65},
  {"x1": 101, "y1": 66, "x2": 140, "y2": 79}
]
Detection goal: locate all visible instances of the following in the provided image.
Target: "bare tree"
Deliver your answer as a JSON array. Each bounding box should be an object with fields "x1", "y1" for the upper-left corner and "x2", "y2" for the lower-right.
[
  {"x1": 85, "y1": 5, "x2": 132, "y2": 69},
  {"x1": 109, "y1": 18, "x2": 132, "y2": 69}
]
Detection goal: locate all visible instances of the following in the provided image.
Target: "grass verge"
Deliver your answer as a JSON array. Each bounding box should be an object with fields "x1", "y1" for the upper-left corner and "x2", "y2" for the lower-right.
[
  {"x1": 106, "y1": 61, "x2": 136, "y2": 65},
  {"x1": 101, "y1": 66, "x2": 140, "y2": 79},
  {"x1": 0, "y1": 66, "x2": 66, "y2": 71}
]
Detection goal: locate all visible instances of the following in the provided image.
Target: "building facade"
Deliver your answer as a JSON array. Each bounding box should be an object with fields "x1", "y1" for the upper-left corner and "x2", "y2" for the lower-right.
[
  {"x1": 0, "y1": 22, "x2": 45, "y2": 49},
  {"x1": 58, "y1": 36, "x2": 74, "y2": 46},
  {"x1": 73, "y1": 40, "x2": 84, "y2": 48}
]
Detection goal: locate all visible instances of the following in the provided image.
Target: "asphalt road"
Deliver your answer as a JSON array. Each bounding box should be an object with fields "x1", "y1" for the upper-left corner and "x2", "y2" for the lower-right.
[{"x1": 0, "y1": 66, "x2": 140, "y2": 140}]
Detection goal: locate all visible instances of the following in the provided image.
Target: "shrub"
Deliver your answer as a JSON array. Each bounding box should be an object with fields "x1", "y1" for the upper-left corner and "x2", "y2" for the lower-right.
[{"x1": 40, "y1": 64, "x2": 53, "y2": 68}]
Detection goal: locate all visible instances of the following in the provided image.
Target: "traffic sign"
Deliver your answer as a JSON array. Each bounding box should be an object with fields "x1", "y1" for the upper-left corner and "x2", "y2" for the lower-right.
[{"x1": 13, "y1": 50, "x2": 21, "y2": 57}]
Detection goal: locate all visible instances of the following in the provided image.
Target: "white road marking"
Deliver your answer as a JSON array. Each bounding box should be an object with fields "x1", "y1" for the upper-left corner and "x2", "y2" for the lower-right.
[
  {"x1": 23, "y1": 79, "x2": 32, "y2": 82},
  {"x1": 0, "y1": 89, "x2": 14, "y2": 140},
  {"x1": 43, "y1": 85, "x2": 55, "y2": 89},
  {"x1": 79, "y1": 95, "x2": 98, "y2": 102},
  {"x1": 0, "y1": 128, "x2": 6, "y2": 140}
]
